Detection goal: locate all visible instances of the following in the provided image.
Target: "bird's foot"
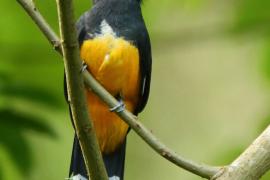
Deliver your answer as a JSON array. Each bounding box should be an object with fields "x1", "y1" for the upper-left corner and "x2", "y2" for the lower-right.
[
  {"x1": 110, "y1": 99, "x2": 125, "y2": 113},
  {"x1": 80, "y1": 61, "x2": 88, "y2": 73}
]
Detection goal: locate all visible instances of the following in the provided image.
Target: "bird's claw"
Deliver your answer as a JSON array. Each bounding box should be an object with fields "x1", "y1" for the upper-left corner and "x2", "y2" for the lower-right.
[
  {"x1": 110, "y1": 99, "x2": 125, "y2": 113},
  {"x1": 80, "y1": 61, "x2": 88, "y2": 73}
]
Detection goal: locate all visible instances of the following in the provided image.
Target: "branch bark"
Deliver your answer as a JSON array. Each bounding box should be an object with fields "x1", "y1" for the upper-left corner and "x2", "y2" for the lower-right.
[{"x1": 55, "y1": 0, "x2": 107, "y2": 180}]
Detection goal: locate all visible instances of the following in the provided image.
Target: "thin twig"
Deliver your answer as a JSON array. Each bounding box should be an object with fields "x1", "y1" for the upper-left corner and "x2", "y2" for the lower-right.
[
  {"x1": 83, "y1": 71, "x2": 220, "y2": 178},
  {"x1": 55, "y1": 0, "x2": 107, "y2": 180},
  {"x1": 16, "y1": 0, "x2": 220, "y2": 179},
  {"x1": 17, "y1": 0, "x2": 62, "y2": 53}
]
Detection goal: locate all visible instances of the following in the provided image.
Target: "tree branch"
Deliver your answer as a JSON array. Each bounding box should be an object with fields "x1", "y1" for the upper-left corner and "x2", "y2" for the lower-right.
[
  {"x1": 213, "y1": 125, "x2": 270, "y2": 180},
  {"x1": 17, "y1": 0, "x2": 220, "y2": 179},
  {"x1": 55, "y1": 0, "x2": 107, "y2": 180},
  {"x1": 82, "y1": 70, "x2": 220, "y2": 178},
  {"x1": 17, "y1": 1, "x2": 270, "y2": 179}
]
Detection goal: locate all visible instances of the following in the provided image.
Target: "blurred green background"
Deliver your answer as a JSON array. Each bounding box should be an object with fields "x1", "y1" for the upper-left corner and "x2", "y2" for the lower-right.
[{"x1": 1, "y1": 0, "x2": 270, "y2": 179}]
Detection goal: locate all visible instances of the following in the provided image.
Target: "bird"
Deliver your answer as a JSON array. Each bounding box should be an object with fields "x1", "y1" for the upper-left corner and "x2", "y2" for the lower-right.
[{"x1": 66, "y1": 0, "x2": 152, "y2": 179}]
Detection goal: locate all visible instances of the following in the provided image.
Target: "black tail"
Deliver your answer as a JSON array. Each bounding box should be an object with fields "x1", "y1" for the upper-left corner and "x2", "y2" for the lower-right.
[{"x1": 69, "y1": 135, "x2": 126, "y2": 180}]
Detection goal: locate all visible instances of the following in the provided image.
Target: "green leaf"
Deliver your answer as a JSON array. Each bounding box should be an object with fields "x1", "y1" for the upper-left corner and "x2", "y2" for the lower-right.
[
  {"x1": 0, "y1": 76, "x2": 63, "y2": 108},
  {"x1": 0, "y1": 108, "x2": 57, "y2": 175}
]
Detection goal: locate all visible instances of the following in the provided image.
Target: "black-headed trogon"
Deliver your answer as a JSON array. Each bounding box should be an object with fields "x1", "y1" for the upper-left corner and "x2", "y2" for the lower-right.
[{"x1": 67, "y1": 0, "x2": 152, "y2": 179}]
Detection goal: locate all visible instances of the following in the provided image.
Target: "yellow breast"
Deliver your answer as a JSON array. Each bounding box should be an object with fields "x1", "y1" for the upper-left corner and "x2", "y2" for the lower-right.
[{"x1": 80, "y1": 34, "x2": 140, "y2": 154}]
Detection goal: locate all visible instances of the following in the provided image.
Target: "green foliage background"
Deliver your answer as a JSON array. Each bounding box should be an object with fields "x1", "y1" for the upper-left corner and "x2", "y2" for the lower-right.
[{"x1": 1, "y1": 0, "x2": 270, "y2": 179}]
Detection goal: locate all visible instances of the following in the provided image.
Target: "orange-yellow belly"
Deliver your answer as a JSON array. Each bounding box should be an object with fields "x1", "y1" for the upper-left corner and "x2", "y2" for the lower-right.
[{"x1": 80, "y1": 34, "x2": 140, "y2": 154}]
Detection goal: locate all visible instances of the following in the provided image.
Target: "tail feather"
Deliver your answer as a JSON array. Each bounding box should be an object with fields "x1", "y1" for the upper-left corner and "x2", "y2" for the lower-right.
[
  {"x1": 69, "y1": 135, "x2": 126, "y2": 180},
  {"x1": 69, "y1": 136, "x2": 87, "y2": 177},
  {"x1": 103, "y1": 139, "x2": 126, "y2": 180}
]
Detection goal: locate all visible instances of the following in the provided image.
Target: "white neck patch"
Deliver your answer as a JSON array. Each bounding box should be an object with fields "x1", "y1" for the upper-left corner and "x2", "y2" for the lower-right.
[{"x1": 100, "y1": 20, "x2": 116, "y2": 36}]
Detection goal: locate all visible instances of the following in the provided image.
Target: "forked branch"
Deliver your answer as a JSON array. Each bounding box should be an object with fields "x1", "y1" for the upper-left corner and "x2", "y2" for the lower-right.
[{"x1": 17, "y1": 0, "x2": 270, "y2": 180}]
